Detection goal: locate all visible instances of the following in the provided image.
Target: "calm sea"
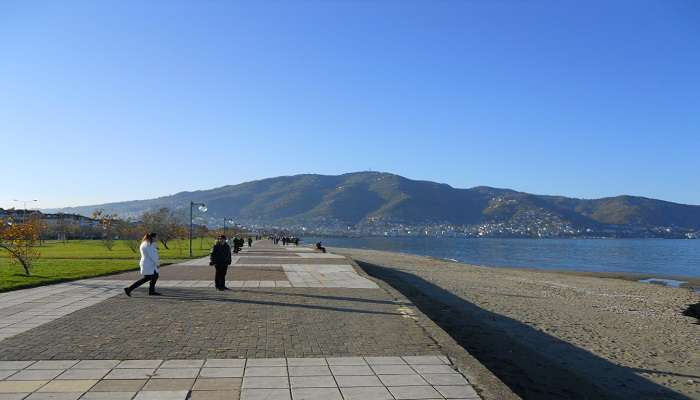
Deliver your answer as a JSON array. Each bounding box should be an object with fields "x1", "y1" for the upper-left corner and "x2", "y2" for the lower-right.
[{"x1": 303, "y1": 236, "x2": 700, "y2": 277}]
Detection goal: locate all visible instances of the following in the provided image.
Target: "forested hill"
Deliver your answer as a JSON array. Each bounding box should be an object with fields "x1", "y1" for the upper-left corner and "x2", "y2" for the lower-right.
[{"x1": 53, "y1": 172, "x2": 700, "y2": 236}]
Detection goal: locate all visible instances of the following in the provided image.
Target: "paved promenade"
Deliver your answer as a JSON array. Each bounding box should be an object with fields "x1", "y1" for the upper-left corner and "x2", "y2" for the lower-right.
[{"x1": 0, "y1": 241, "x2": 483, "y2": 400}]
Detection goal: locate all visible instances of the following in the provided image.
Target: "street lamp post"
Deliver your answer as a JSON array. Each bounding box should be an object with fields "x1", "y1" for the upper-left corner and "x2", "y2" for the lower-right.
[
  {"x1": 189, "y1": 201, "x2": 207, "y2": 257},
  {"x1": 223, "y1": 218, "x2": 234, "y2": 237},
  {"x1": 12, "y1": 199, "x2": 38, "y2": 223}
]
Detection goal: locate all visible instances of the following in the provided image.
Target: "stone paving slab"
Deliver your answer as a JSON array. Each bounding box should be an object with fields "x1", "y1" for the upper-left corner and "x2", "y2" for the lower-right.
[
  {"x1": 103, "y1": 268, "x2": 288, "y2": 282},
  {"x1": 240, "y1": 254, "x2": 299, "y2": 258},
  {"x1": 296, "y1": 253, "x2": 346, "y2": 259},
  {"x1": 235, "y1": 258, "x2": 349, "y2": 265},
  {"x1": 0, "y1": 357, "x2": 480, "y2": 399},
  {"x1": 79, "y1": 278, "x2": 376, "y2": 289}
]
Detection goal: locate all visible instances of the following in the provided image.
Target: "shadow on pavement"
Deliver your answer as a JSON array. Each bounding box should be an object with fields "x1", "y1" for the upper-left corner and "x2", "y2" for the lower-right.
[
  {"x1": 155, "y1": 290, "x2": 404, "y2": 317},
  {"x1": 237, "y1": 289, "x2": 411, "y2": 306},
  {"x1": 357, "y1": 260, "x2": 691, "y2": 400}
]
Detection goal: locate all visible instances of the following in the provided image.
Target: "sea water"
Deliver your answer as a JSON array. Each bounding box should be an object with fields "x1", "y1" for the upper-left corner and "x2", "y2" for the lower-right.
[{"x1": 303, "y1": 237, "x2": 700, "y2": 278}]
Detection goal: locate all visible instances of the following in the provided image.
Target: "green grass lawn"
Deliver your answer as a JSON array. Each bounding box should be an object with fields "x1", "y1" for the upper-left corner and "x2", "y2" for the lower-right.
[{"x1": 0, "y1": 238, "x2": 215, "y2": 292}]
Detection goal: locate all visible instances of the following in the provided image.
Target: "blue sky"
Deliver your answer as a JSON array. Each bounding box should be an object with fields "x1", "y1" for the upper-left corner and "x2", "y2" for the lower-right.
[{"x1": 1, "y1": 0, "x2": 699, "y2": 209}]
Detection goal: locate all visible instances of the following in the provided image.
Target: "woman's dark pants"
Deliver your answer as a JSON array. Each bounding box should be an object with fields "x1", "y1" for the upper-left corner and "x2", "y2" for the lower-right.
[{"x1": 127, "y1": 273, "x2": 159, "y2": 294}]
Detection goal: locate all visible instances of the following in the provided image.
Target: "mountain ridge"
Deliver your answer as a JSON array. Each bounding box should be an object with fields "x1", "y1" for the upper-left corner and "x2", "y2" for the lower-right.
[{"x1": 48, "y1": 171, "x2": 700, "y2": 237}]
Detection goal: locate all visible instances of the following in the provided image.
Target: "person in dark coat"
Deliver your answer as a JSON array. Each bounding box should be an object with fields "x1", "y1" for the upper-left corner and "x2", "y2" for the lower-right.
[
  {"x1": 231, "y1": 237, "x2": 239, "y2": 253},
  {"x1": 210, "y1": 235, "x2": 232, "y2": 291},
  {"x1": 233, "y1": 237, "x2": 243, "y2": 253}
]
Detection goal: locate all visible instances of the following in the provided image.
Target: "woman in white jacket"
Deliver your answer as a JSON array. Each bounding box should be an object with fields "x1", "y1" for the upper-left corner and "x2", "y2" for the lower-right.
[{"x1": 124, "y1": 232, "x2": 162, "y2": 296}]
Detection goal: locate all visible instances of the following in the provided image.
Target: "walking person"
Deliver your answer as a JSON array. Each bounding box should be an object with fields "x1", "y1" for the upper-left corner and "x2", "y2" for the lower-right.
[
  {"x1": 124, "y1": 233, "x2": 161, "y2": 296},
  {"x1": 210, "y1": 235, "x2": 232, "y2": 291}
]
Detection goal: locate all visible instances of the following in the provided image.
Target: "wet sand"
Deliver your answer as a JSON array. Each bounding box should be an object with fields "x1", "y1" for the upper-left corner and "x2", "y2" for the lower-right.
[{"x1": 334, "y1": 246, "x2": 700, "y2": 400}]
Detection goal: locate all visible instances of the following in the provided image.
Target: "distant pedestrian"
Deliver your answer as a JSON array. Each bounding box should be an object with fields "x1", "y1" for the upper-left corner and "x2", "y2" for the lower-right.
[
  {"x1": 248, "y1": 237, "x2": 253, "y2": 247},
  {"x1": 210, "y1": 235, "x2": 232, "y2": 290},
  {"x1": 233, "y1": 237, "x2": 243, "y2": 253},
  {"x1": 124, "y1": 233, "x2": 161, "y2": 296}
]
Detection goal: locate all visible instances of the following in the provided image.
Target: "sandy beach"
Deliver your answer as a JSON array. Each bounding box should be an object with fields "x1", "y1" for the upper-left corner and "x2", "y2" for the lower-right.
[{"x1": 334, "y1": 247, "x2": 700, "y2": 400}]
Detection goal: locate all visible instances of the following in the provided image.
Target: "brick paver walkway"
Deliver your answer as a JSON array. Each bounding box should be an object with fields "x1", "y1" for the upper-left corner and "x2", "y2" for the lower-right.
[
  {"x1": 0, "y1": 241, "x2": 482, "y2": 399},
  {"x1": 0, "y1": 282, "x2": 121, "y2": 342}
]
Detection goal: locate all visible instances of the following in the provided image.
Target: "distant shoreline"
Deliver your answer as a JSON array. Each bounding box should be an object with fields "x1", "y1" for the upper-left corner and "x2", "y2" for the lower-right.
[
  {"x1": 306, "y1": 234, "x2": 700, "y2": 240},
  {"x1": 437, "y1": 257, "x2": 700, "y2": 291},
  {"x1": 331, "y1": 245, "x2": 700, "y2": 291}
]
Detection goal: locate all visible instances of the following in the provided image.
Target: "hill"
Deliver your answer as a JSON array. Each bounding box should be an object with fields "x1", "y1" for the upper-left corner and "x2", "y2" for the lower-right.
[{"x1": 51, "y1": 172, "x2": 700, "y2": 237}]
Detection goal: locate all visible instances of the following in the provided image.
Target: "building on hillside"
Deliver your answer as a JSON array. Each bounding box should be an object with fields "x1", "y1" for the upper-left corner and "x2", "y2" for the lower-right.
[
  {"x1": 40, "y1": 212, "x2": 101, "y2": 228},
  {"x1": 0, "y1": 208, "x2": 99, "y2": 227},
  {"x1": 0, "y1": 208, "x2": 102, "y2": 240}
]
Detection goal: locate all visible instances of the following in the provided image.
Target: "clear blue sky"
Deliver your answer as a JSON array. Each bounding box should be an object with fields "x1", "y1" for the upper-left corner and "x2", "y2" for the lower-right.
[{"x1": 2, "y1": 0, "x2": 698, "y2": 209}]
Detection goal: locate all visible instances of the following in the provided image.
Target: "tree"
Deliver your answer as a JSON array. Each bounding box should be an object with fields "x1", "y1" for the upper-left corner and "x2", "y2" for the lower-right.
[
  {"x1": 116, "y1": 218, "x2": 142, "y2": 253},
  {"x1": 141, "y1": 208, "x2": 180, "y2": 249},
  {"x1": 171, "y1": 224, "x2": 188, "y2": 257},
  {"x1": 0, "y1": 218, "x2": 40, "y2": 275},
  {"x1": 54, "y1": 214, "x2": 71, "y2": 242},
  {"x1": 92, "y1": 209, "x2": 119, "y2": 251},
  {"x1": 26, "y1": 214, "x2": 47, "y2": 245},
  {"x1": 194, "y1": 225, "x2": 210, "y2": 249}
]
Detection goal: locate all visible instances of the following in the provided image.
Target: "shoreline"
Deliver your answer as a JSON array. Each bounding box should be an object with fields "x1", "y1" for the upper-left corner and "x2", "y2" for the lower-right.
[
  {"x1": 302, "y1": 237, "x2": 700, "y2": 284},
  {"x1": 310, "y1": 235, "x2": 700, "y2": 240},
  {"x1": 333, "y1": 245, "x2": 700, "y2": 399},
  {"x1": 321, "y1": 244, "x2": 700, "y2": 291},
  {"x1": 427, "y1": 255, "x2": 700, "y2": 292},
  {"x1": 303, "y1": 241, "x2": 700, "y2": 290},
  {"x1": 303, "y1": 239, "x2": 700, "y2": 293}
]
